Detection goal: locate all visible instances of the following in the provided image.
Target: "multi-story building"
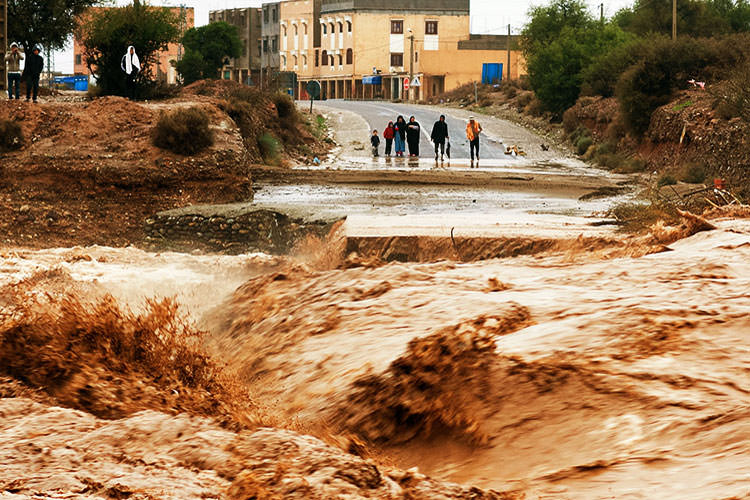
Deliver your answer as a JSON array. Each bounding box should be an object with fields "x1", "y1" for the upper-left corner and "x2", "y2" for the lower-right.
[
  {"x1": 209, "y1": 7, "x2": 263, "y2": 85},
  {"x1": 73, "y1": 6, "x2": 194, "y2": 85},
  {"x1": 261, "y1": 2, "x2": 282, "y2": 86},
  {"x1": 291, "y1": 0, "x2": 524, "y2": 101},
  {"x1": 278, "y1": 0, "x2": 321, "y2": 87},
  {"x1": 0, "y1": 0, "x2": 7, "y2": 94}
]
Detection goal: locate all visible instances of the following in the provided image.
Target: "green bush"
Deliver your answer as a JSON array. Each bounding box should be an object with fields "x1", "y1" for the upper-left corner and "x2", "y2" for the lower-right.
[
  {"x1": 153, "y1": 107, "x2": 214, "y2": 155},
  {"x1": 177, "y1": 22, "x2": 242, "y2": 84},
  {"x1": 581, "y1": 38, "x2": 640, "y2": 97},
  {"x1": 0, "y1": 120, "x2": 23, "y2": 152},
  {"x1": 257, "y1": 133, "x2": 281, "y2": 164},
  {"x1": 576, "y1": 135, "x2": 594, "y2": 155},
  {"x1": 712, "y1": 62, "x2": 750, "y2": 122},
  {"x1": 657, "y1": 174, "x2": 678, "y2": 187}
]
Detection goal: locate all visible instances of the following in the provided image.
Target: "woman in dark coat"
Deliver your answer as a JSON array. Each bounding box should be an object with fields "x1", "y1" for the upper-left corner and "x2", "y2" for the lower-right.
[
  {"x1": 405, "y1": 116, "x2": 421, "y2": 157},
  {"x1": 393, "y1": 115, "x2": 407, "y2": 157}
]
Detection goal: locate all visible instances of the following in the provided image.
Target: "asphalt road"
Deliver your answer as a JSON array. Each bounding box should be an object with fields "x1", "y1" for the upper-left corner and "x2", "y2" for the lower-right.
[{"x1": 318, "y1": 100, "x2": 508, "y2": 160}]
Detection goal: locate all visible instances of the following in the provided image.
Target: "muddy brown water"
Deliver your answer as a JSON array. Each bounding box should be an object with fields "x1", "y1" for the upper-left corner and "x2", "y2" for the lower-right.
[{"x1": 4, "y1": 220, "x2": 750, "y2": 498}]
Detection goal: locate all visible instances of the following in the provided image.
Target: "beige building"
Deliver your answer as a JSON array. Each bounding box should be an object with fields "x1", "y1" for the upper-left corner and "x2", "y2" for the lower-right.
[
  {"x1": 209, "y1": 7, "x2": 263, "y2": 84},
  {"x1": 278, "y1": 0, "x2": 321, "y2": 82},
  {"x1": 288, "y1": 0, "x2": 525, "y2": 101}
]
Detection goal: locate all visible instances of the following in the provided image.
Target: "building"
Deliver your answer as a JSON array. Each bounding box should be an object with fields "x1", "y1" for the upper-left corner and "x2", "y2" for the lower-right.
[
  {"x1": 288, "y1": 0, "x2": 525, "y2": 101},
  {"x1": 278, "y1": 0, "x2": 321, "y2": 87},
  {"x1": 0, "y1": 0, "x2": 7, "y2": 94},
  {"x1": 73, "y1": 6, "x2": 194, "y2": 85},
  {"x1": 261, "y1": 2, "x2": 282, "y2": 86},
  {"x1": 209, "y1": 7, "x2": 262, "y2": 85}
]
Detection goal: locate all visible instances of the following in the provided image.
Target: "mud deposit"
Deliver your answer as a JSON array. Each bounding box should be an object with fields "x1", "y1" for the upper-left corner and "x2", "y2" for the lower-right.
[{"x1": 2, "y1": 215, "x2": 750, "y2": 499}]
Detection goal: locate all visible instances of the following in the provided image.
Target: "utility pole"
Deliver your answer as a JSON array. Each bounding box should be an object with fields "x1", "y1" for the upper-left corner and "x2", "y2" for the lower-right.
[
  {"x1": 506, "y1": 24, "x2": 511, "y2": 82},
  {"x1": 408, "y1": 28, "x2": 414, "y2": 102},
  {"x1": 600, "y1": 3, "x2": 604, "y2": 22},
  {"x1": 672, "y1": 0, "x2": 677, "y2": 39}
]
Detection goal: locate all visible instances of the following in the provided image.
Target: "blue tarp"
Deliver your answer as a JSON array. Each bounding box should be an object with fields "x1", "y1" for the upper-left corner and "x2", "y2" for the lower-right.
[
  {"x1": 481, "y1": 63, "x2": 503, "y2": 84},
  {"x1": 362, "y1": 75, "x2": 382, "y2": 85}
]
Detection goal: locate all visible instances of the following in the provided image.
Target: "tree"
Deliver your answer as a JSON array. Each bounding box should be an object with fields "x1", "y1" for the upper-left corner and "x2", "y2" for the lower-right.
[
  {"x1": 522, "y1": 0, "x2": 629, "y2": 115},
  {"x1": 76, "y1": 2, "x2": 179, "y2": 97},
  {"x1": 8, "y1": 0, "x2": 103, "y2": 51},
  {"x1": 614, "y1": 0, "x2": 750, "y2": 37},
  {"x1": 176, "y1": 22, "x2": 241, "y2": 84}
]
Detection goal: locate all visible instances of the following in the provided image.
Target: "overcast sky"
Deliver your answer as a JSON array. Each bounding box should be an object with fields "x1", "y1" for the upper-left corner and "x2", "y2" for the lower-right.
[{"x1": 53, "y1": 0, "x2": 633, "y2": 73}]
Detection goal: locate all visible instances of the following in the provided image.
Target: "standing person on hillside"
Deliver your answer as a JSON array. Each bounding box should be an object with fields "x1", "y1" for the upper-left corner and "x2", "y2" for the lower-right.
[
  {"x1": 393, "y1": 115, "x2": 407, "y2": 157},
  {"x1": 383, "y1": 121, "x2": 395, "y2": 157},
  {"x1": 406, "y1": 116, "x2": 421, "y2": 157},
  {"x1": 121, "y1": 46, "x2": 140, "y2": 99},
  {"x1": 466, "y1": 116, "x2": 483, "y2": 166},
  {"x1": 430, "y1": 114, "x2": 449, "y2": 162},
  {"x1": 5, "y1": 43, "x2": 24, "y2": 100},
  {"x1": 24, "y1": 47, "x2": 44, "y2": 103}
]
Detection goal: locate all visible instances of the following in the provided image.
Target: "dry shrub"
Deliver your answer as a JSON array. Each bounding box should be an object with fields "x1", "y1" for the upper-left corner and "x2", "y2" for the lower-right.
[
  {"x1": 0, "y1": 292, "x2": 262, "y2": 427},
  {"x1": 0, "y1": 119, "x2": 24, "y2": 152},
  {"x1": 562, "y1": 108, "x2": 580, "y2": 134},
  {"x1": 337, "y1": 305, "x2": 531, "y2": 445},
  {"x1": 650, "y1": 209, "x2": 716, "y2": 245},
  {"x1": 153, "y1": 106, "x2": 214, "y2": 155}
]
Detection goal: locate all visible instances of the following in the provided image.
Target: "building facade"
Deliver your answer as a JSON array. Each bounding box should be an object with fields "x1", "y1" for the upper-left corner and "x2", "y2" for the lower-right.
[
  {"x1": 261, "y1": 2, "x2": 282, "y2": 86},
  {"x1": 1, "y1": 0, "x2": 7, "y2": 94},
  {"x1": 286, "y1": 0, "x2": 525, "y2": 101},
  {"x1": 278, "y1": 0, "x2": 321, "y2": 86},
  {"x1": 73, "y1": 6, "x2": 194, "y2": 85},
  {"x1": 209, "y1": 7, "x2": 262, "y2": 85}
]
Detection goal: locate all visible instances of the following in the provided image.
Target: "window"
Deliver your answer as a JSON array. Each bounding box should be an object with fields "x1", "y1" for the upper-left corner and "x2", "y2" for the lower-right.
[
  {"x1": 322, "y1": 24, "x2": 327, "y2": 34},
  {"x1": 281, "y1": 55, "x2": 286, "y2": 67},
  {"x1": 293, "y1": 55, "x2": 298, "y2": 66},
  {"x1": 282, "y1": 25, "x2": 287, "y2": 36},
  {"x1": 330, "y1": 22, "x2": 335, "y2": 34},
  {"x1": 303, "y1": 55, "x2": 307, "y2": 66},
  {"x1": 242, "y1": 40, "x2": 247, "y2": 57},
  {"x1": 294, "y1": 24, "x2": 298, "y2": 36},
  {"x1": 272, "y1": 37, "x2": 278, "y2": 51},
  {"x1": 75, "y1": 54, "x2": 82, "y2": 65},
  {"x1": 304, "y1": 23, "x2": 308, "y2": 35},
  {"x1": 263, "y1": 39, "x2": 268, "y2": 53},
  {"x1": 264, "y1": 8, "x2": 268, "y2": 23},
  {"x1": 346, "y1": 48, "x2": 353, "y2": 65},
  {"x1": 338, "y1": 21, "x2": 343, "y2": 33},
  {"x1": 415, "y1": 51, "x2": 418, "y2": 62},
  {"x1": 390, "y1": 53, "x2": 403, "y2": 66},
  {"x1": 391, "y1": 20, "x2": 403, "y2": 34},
  {"x1": 257, "y1": 40, "x2": 262, "y2": 57},
  {"x1": 272, "y1": 8, "x2": 277, "y2": 23},
  {"x1": 321, "y1": 50, "x2": 328, "y2": 66},
  {"x1": 315, "y1": 50, "x2": 319, "y2": 66},
  {"x1": 425, "y1": 21, "x2": 438, "y2": 35},
  {"x1": 347, "y1": 20, "x2": 352, "y2": 32},
  {"x1": 337, "y1": 54, "x2": 343, "y2": 66}
]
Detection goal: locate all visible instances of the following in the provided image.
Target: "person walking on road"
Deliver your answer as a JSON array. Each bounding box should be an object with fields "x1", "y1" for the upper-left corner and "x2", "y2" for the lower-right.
[
  {"x1": 383, "y1": 121, "x2": 395, "y2": 157},
  {"x1": 5, "y1": 43, "x2": 23, "y2": 100},
  {"x1": 430, "y1": 114, "x2": 449, "y2": 162},
  {"x1": 406, "y1": 116, "x2": 421, "y2": 157},
  {"x1": 393, "y1": 115, "x2": 407, "y2": 157},
  {"x1": 24, "y1": 47, "x2": 44, "y2": 103},
  {"x1": 466, "y1": 116, "x2": 483, "y2": 166},
  {"x1": 121, "y1": 45, "x2": 140, "y2": 99}
]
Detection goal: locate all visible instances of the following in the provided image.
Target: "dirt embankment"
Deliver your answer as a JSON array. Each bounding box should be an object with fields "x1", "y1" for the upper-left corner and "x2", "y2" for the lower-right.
[{"x1": 0, "y1": 81, "x2": 329, "y2": 249}]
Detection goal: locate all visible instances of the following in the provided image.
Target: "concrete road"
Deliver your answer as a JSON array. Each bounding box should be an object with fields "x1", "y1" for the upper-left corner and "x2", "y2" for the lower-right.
[{"x1": 317, "y1": 100, "x2": 508, "y2": 160}]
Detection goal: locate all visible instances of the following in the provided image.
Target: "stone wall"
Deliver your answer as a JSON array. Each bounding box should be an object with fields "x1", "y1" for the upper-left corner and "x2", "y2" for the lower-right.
[{"x1": 145, "y1": 206, "x2": 342, "y2": 254}]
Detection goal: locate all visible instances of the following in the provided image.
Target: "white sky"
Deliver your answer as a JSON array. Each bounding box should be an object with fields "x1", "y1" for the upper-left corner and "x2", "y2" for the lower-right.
[{"x1": 52, "y1": 0, "x2": 634, "y2": 73}]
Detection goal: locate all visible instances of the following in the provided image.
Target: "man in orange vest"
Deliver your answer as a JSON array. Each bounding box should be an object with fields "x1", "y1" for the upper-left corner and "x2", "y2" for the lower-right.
[{"x1": 466, "y1": 116, "x2": 483, "y2": 166}]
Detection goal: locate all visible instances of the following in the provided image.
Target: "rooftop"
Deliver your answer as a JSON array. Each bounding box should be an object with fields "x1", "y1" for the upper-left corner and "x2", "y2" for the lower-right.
[{"x1": 321, "y1": 0, "x2": 469, "y2": 14}]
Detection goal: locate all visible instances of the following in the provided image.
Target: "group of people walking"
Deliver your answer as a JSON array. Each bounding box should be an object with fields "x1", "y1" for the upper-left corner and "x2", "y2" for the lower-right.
[
  {"x1": 4, "y1": 43, "x2": 44, "y2": 102},
  {"x1": 370, "y1": 114, "x2": 484, "y2": 164},
  {"x1": 5, "y1": 43, "x2": 140, "y2": 102}
]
